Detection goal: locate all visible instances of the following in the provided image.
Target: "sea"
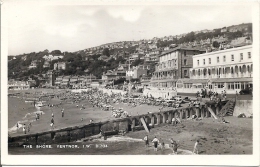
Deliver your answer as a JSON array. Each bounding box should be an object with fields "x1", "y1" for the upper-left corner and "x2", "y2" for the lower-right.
[{"x1": 8, "y1": 96, "x2": 44, "y2": 134}]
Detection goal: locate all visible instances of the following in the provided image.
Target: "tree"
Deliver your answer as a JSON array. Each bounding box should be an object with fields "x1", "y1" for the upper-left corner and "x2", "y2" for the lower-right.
[
  {"x1": 51, "y1": 50, "x2": 62, "y2": 55},
  {"x1": 102, "y1": 48, "x2": 110, "y2": 57},
  {"x1": 212, "y1": 41, "x2": 220, "y2": 48},
  {"x1": 131, "y1": 58, "x2": 143, "y2": 67}
]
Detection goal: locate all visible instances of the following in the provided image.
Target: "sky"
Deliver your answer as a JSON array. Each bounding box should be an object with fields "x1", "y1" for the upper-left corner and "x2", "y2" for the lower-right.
[{"x1": 5, "y1": 0, "x2": 254, "y2": 56}]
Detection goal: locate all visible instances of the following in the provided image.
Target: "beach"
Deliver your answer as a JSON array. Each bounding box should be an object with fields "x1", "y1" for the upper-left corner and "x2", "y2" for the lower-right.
[
  {"x1": 8, "y1": 89, "x2": 164, "y2": 136},
  {"x1": 8, "y1": 88, "x2": 253, "y2": 155}
]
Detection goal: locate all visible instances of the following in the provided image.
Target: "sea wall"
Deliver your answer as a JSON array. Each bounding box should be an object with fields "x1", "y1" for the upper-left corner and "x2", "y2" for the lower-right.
[
  {"x1": 143, "y1": 88, "x2": 177, "y2": 99},
  {"x1": 8, "y1": 101, "x2": 226, "y2": 146},
  {"x1": 98, "y1": 88, "x2": 127, "y2": 96},
  {"x1": 233, "y1": 100, "x2": 253, "y2": 117},
  {"x1": 70, "y1": 89, "x2": 89, "y2": 93}
]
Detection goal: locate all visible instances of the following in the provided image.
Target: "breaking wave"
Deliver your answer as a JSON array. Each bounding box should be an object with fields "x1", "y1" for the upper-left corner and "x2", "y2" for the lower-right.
[{"x1": 9, "y1": 110, "x2": 45, "y2": 134}]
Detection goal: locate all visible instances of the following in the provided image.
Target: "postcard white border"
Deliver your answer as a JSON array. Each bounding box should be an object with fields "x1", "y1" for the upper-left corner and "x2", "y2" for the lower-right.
[{"x1": 1, "y1": 0, "x2": 260, "y2": 165}]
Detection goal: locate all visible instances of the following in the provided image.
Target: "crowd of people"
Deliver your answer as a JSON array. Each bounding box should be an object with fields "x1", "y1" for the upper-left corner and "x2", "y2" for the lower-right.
[{"x1": 196, "y1": 89, "x2": 227, "y2": 101}]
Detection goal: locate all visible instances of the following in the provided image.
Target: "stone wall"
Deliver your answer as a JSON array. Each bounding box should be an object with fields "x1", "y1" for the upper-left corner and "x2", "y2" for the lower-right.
[
  {"x1": 99, "y1": 88, "x2": 127, "y2": 96},
  {"x1": 233, "y1": 100, "x2": 253, "y2": 117},
  {"x1": 143, "y1": 88, "x2": 177, "y2": 99}
]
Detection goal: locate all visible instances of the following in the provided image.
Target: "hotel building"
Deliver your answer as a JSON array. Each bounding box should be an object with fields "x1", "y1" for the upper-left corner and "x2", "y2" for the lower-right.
[
  {"x1": 176, "y1": 45, "x2": 253, "y2": 94},
  {"x1": 150, "y1": 46, "x2": 205, "y2": 87}
]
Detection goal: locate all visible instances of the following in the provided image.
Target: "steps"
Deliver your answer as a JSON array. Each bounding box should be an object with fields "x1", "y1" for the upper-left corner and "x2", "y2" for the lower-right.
[{"x1": 217, "y1": 98, "x2": 236, "y2": 118}]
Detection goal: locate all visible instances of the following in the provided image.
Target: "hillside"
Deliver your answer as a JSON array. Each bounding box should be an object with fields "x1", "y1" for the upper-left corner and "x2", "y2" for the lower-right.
[{"x1": 8, "y1": 23, "x2": 252, "y2": 81}]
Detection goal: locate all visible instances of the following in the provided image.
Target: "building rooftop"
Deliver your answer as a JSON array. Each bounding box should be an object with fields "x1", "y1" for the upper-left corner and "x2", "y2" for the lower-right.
[{"x1": 159, "y1": 46, "x2": 205, "y2": 57}]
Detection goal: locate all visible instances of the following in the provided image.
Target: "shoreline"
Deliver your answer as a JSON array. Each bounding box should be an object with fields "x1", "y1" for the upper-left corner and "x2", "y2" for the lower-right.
[{"x1": 8, "y1": 88, "x2": 253, "y2": 155}]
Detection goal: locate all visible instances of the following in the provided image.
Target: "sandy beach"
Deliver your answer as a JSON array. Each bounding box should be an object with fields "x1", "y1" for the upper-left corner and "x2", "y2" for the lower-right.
[
  {"x1": 8, "y1": 88, "x2": 253, "y2": 155},
  {"x1": 9, "y1": 89, "x2": 164, "y2": 136}
]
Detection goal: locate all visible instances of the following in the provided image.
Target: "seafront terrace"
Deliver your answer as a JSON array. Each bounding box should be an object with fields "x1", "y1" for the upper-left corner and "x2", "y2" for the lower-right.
[{"x1": 190, "y1": 64, "x2": 253, "y2": 79}]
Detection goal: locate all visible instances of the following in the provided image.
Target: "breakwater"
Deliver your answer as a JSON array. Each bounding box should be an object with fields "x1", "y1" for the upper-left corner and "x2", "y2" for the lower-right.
[{"x1": 8, "y1": 100, "x2": 228, "y2": 146}]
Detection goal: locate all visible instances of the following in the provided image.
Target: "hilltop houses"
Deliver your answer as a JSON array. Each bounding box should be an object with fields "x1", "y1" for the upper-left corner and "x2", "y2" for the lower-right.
[
  {"x1": 28, "y1": 60, "x2": 38, "y2": 69},
  {"x1": 43, "y1": 54, "x2": 64, "y2": 61},
  {"x1": 43, "y1": 61, "x2": 50, "y2": 68},
  {"x1": 54, "y1": 62, "x2": 66, "y2": 70}
]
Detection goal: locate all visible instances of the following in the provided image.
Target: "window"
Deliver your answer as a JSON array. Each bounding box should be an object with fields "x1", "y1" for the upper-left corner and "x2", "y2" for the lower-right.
[
  {"x1": 227, "y1": 83, "x2": 230, "y2": 89},
  {"x1": 209, "y1": 58, "x2": 211, "y2": 64},
  {"x1": 184, "y1": 59, "x2": 187, "y2": 65},
  {"x1": 240, "y1": 53, "x2": 243, "y2": 61},
  {"x1": 184, "y1": 70, "x2": 188, "y2": 76},
  {"x1": 223, "y1": 55, "x2": 226, "y2": 62},
  {"x1": 218, "y1": 83, "x2": 222, "y2": 88},
  {"x1": 203, "y1": 59, "x2": 205, "y2": 65},
  {"x1": 248, "y1": 52, "x2": 251, "y2": 59},
  {"x1": 241, "y1": 82, "x2": 245, "y2": 89},
  {"x1": 230, "y1": 83, "x2": 234, "y2": 89},
  {"x1": 197, "y1": 60, "x2": 199, "y2": 66},
  {"x1": 231, "y1": 54, "x2": 234, "y2": 61},
  {"x1": 235, "y1": 82, "x2": 240, "y2": 89},
  {"x1": 184, "y1": 51, "x2": 187, "y2": 56},
  {"x1": 217, "y1": 56, "x2": 219, "y2": 63}
]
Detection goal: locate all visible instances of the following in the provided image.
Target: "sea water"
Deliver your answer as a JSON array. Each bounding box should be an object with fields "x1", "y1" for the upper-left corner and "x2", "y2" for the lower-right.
[{"x1": 8, "y1": 97, "x2": 45, "y2": 134}]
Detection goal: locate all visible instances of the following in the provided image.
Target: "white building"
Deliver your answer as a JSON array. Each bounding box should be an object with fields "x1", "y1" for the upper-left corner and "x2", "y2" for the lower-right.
[
  {"x1": 126, "y1": 66, "x2": 147, "y2": 79},
  {"x1": 28, "y1": 61, "x2": 37, "y2": 69},
  {"x1": 54, "y1": 62, "x2": 66, "y2": 70},
  {"x1": 190, "y1": 45, "x2": 252, "y2": 80},
  {"x1": 176, "y1": 45, "x2": 253, "y2": 94},
  {"x1": 43, "y1": 55, "x2": 64, "y2": 61},
  {"x1": 8, "y1": 80, "x2": 30, "y2": 90}
]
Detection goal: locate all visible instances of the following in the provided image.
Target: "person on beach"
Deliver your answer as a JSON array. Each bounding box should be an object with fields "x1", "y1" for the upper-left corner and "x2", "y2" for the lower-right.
[
  {"x1": 52, "y1": 112, "x2": 54, "y2": 118},
  {"x1": 193, "y1": 140, "x2": 199, "y2": 154},
  {"x1": 23, "y1": 124, "x2": 26, "y2": 134},
  {"x1": 170, "y1": 138, "x2": 174, "y2": 148},
  {"x1": 143, "y1": 135, "x2": 149, "y2": 148},
  {"x1": 16, "y1": 123, "x2": 19, "y2": 130},
  {"x1": 50, "y1": 118, "x2": 54, "y2": 129},
  {"x1": 62, "y1": 109, "x2": 64, "y2": 117},
  {"x1": 27, "y1": 125, "x2": 30, "y2": 132},
  {"x1": 160, "y1": 138, "x2": 165, "y2": 150},
  {"x1": 172, "y1": 140, "x2": 179, "y2": 154},
  {"x1": 152, "y1": 136, "x2": 159, "y2": 151}
]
